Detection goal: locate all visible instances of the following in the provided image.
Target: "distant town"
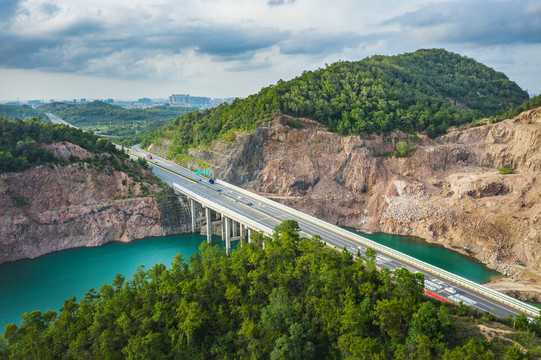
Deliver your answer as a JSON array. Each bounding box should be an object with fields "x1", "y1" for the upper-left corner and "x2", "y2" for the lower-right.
[{"x1": 0, "y1": 93, "x2": 237, "y2": 110}]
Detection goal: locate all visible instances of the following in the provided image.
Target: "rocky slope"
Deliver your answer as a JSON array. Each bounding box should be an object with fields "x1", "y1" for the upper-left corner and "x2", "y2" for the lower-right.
[
  {"x1": 150, "y1": 108, "x2": 541, "y2": 300},
  {"x1": 0, "y1": 142, "x2": 191, "y2": 264}
]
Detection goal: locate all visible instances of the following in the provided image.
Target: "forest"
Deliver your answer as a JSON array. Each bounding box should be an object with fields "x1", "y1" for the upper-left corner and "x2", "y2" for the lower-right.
[
  {"x1": 1, "y1": 221, "x2": 539, "y2": 359},
  {"x1": 0, "y1": 116, "x2": 118, "y2": 173},
  {"x1": 0, "y1": 105, "x2": 42, "y2": 120},
  {"x1": 498, "y1": 94, "x2": 541, "y2": 120},
  {"x1": 39, "y1": 101, "x2": 198, "y2": 145},
  {"x1": 141, "y1": 49, "x2": 528, "y2": 157}
]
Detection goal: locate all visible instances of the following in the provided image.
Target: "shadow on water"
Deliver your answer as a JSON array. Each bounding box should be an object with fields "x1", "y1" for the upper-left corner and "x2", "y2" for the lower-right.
[
  {"x1": 343, "y1": 228, "x2": 503, "y2": 284},
  {"x1": 0, "y1": 233, "x2": 234, "y2": 331}
]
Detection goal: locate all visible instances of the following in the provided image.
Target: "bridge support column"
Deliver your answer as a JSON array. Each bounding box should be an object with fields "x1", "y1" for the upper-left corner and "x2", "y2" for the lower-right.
[
  {"x1": 220, "y1": 214, "x2": 225, "y2": 241},
  {"x1": 190, "y1": 199, "x2": 196, "y2": 233},
  {"x1": 224, "y1": 217, "x2": 231, "y2": 255},
  {"x1": 205, "y1": 207, "x2": 212, "y2": 244},
  {"x1": 240, "y1": 224, "x2": 246, "y2": 242},
  {"x1": 247, "y1": 228, "x2": 253, "y2": 243}
]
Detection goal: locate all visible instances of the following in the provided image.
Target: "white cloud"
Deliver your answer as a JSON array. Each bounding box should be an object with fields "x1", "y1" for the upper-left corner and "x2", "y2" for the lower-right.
[{"x1": 0, "y1": 0, "x2": 540, "y2": 100}]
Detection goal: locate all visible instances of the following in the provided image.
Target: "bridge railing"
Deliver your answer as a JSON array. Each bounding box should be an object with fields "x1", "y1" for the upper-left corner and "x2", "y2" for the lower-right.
[
  {"x1": 216, "y1": 180, "x2": 540, "y2": 317},
  {"x1": 172, "y1": 183, "x2": 274, "y2": 237}
]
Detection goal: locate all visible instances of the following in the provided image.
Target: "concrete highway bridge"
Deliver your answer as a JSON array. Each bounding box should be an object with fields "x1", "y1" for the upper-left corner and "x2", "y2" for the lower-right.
[
  {"x1": 129, "y1": 146, "x2": 540, "y2": 319},
  {"x1": 45, "y1": 114, "x2": 541, "y2": 319}
]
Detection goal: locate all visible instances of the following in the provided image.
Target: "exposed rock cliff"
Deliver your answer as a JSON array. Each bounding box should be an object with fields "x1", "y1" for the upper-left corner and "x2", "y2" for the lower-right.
[
  {"x1": 173, "y1": 110, "x2": 541, "y2": 299},
  {"x1": 0, "y1": 142, "x2": 191, "y2": 264}
]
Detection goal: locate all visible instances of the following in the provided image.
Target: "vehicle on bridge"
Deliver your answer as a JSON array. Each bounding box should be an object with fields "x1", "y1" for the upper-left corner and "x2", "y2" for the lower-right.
[
  {"x1": 146, "y1": 154, "x2": 152, "y2": 159},
  {"x1": 209, "y1": 179, "x2": 215, "y2": 184}
]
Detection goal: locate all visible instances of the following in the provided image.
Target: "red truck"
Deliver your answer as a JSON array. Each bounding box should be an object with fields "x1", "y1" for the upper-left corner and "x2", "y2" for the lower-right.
[{"x1": 146, "y1": 154, "x2": 152, "y2": 159}]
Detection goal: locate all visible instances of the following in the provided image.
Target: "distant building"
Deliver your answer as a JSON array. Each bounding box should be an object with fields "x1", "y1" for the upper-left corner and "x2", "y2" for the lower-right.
[
  {"x1": 169, "y1": 93, "x2": 211, "y2": 108},
  {"x1": 105, "y1": 99, "x2": 114, "y2": 104},
  {"x1": 138, "y1": 98, "x2": 152, "y2": 104}
]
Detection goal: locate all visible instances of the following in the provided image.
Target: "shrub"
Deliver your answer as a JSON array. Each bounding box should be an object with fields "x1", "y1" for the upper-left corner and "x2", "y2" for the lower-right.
[
  {"x1": 498, "y1": 167, "x2": 514, "y2": 175},
  {"x1": 394, "y1": 141, "x2": 416, "y2": 157}
]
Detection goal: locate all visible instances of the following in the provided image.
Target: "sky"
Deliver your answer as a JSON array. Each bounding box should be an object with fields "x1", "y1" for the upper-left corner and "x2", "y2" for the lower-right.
[{"x1": 1, "y1": 0, "x2": 540, "y2": 102}]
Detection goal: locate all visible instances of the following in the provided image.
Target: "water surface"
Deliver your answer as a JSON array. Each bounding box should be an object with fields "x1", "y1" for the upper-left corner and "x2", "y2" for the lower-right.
[
  {"x1": 345, "y1": 228, "x2": 502, "y2": 283},
  {"x1": 0, "y1": 234, "x2": 227, "y2": 330}
]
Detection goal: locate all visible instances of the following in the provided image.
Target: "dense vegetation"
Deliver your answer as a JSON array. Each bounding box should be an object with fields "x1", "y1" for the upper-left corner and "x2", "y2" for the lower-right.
[
  {"x1": 40, "y1": 101, "x2": 198, "y2": 146},
  {"x1": 0, "y1": 105, "x2": 42, "y2": 120},
  {"x1": 2, "y1": 221, "x2": 539, "y2": 359},
  {"x1": 498, "y1": 94, "x2": 541, "y2": 120},
  {"x1": 0, "y1": 116, "x2": 122, "y2": 173},
  {"x1": 142, "y1": 49, "x2": 528, "y2": 159}
]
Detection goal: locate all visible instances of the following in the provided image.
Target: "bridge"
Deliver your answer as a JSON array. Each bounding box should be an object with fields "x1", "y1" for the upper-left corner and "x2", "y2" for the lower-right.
[
  {"x1": 45, "y1": 114, "x2": 541, "y2": 318},
  {"x1": 131, "y1": 146, "x2": 540, "y2": 319}
]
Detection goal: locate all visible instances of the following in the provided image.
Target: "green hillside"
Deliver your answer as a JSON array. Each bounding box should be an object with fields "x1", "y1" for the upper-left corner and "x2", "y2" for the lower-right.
[
  {"x1": 142, "y1": 49, "x2": 528, "y2": 158},
  {"x1": 41, "y1": 101, "x2": 198, "y2": 145},
  {"x1": 0, "y1": 105, "x2": 42, "y2": 120},
  {"x1": 498, "y1": 94, "x2": 541, "y2": 120}
]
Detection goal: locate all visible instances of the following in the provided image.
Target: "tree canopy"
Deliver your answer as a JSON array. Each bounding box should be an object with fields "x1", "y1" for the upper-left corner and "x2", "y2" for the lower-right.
[
  {"x1": 0, "y1": 116, "x2": 119, "y2": 173},
  {"x1": 39, "y1": 101, "x2": 198, "y2": 146},
  {"x1": 2, "y1": 221, "x2": 539, "y2": 359},
  {"x1": 0, "y1": 105, "x2": 42, "y2": 120}
]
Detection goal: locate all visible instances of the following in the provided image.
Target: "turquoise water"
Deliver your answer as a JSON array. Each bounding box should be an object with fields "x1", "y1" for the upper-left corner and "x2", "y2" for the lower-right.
[
  {"x1": 0, "y1": 234, "x2": 230, "y2": 331},
  {"x1": 345, "y1": 228, "x2": 502, "y2": 283},
  {"x1": 0, "y1": 229, "x2": 507, "y2": 332}
]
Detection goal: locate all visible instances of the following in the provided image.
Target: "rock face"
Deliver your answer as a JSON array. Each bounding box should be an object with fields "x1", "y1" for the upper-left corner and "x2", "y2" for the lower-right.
[
  {"x1": 175, "y1": 111, "x2": 541, "y2": 284},
  {"x1": 0, "y1": 142, "x2": 191, "y2": 264}
]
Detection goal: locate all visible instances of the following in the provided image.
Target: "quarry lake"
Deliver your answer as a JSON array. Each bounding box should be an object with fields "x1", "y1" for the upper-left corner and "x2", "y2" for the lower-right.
[{"x1": 0, "y1": 230, "x2": 501, "y2": 331}]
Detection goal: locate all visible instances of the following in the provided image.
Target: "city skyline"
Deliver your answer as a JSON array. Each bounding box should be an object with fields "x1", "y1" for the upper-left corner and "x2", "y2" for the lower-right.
[{"x1": 1, "y1": 0, "x2": 540, "y2": 101}]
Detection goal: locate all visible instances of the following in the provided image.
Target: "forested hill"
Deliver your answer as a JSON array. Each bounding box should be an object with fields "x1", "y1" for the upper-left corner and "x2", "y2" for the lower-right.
[
  {"x1": 141, "y1": 48, "x2": 528, "y2": 155},
  {"x1": 40, "y1": 101, "x2": 198, "y2": 146},
  {"x1": 0, "y1": 116, "x2": 120, "y2": 173},
  {"x1": 0, "y1": 105, "x2": 42, "y2": 120}
]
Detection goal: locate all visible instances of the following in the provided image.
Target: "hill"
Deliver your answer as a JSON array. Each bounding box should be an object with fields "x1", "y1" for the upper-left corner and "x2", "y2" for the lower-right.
[
  {"x1": 0, "y1": 117, "x2": 191, "y2": 265},
  {"x1": 0, "y1": 116, "x2": 119, "y2": 173},
  {"x1": 141, "y1": 48, "x2": 528, "y2": 158},
  {"x1": 41, "y1": 101, "x2": 198, "y2": 145},
  {"x1": 0, "y1": 105, "x2": 42, "y2": 120}
]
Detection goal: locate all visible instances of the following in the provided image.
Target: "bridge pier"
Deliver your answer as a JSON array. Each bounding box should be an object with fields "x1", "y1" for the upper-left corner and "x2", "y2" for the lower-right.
[
  {"x1": 190, "y1": 199, "x2": 196, "y2": 233},
  {"x1": 232, "y1": 221, "x2": 238, "y2": 239},
  {"x1": 220, "y1": 214, "x2": 225, "y2": 241},
  {"x1": 205, "y1": 207, "x2": 212, "y2": 243},
  {"x1": 224, "y1": 216, "x2": 231, "y2": 255},
  {"x1": 240, "y1": 224, "x2": 246, "y2": 242},
  {"x1": 247, "y1": 228, "x2": 253, "y2": 243}
]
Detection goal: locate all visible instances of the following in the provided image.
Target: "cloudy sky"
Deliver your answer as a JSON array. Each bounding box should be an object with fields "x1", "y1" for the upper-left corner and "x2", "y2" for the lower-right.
[{"x1": 1, "y1": 0, "x2": 540, "y2": 101}]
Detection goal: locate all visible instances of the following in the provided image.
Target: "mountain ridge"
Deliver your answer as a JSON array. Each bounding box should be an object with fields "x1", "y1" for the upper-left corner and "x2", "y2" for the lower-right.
[{"x1": 142, "y1": 48, "x2": 528, "y2": 161}]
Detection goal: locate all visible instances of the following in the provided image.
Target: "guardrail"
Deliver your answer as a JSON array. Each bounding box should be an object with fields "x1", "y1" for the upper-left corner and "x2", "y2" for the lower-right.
[
  {"x1": 216, "y1": 180, "x2": 540, "y2": 317},
  {"x1": 172, "y1": 183, "x2": 274, "y2": 237}
]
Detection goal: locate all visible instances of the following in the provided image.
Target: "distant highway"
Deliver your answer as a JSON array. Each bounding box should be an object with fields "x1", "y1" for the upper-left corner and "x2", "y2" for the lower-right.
[
  {"x1": 46, "y1": 113, "x2": 78, "y2": 128},
  {"x1": 46, "y1": 114, "x2": 539, "y2": 318}
]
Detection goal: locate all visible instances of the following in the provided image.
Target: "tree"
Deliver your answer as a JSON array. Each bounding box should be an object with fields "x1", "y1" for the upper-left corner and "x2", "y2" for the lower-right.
[{"x1": 270, "y1": 323, "x2": 316, "y2": 360}]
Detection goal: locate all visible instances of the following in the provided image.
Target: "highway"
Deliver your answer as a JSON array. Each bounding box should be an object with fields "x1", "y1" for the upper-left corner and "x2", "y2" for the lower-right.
[
  {"x1": 47, "y1": 113, "x2": 78, "y2": 128},
  {"x1": 127, "y1": 145, "x2": 538, "y2": 319},
  {"x1": 45, "y1": 113, "x2": 539, "y2": 318}
]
